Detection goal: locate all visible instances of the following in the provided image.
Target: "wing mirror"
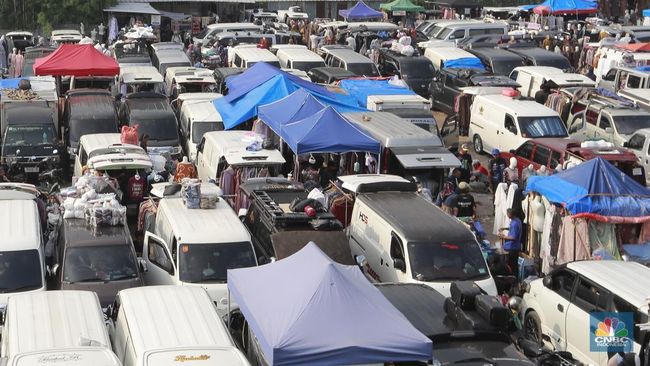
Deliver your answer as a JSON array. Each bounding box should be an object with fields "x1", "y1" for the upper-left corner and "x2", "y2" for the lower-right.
[
  {"x1": 137, "y1": 257, "x2": 147, "y2": 273},
  {"x1": 542, "y1": 275, "x2": 552, "y2": 288}
]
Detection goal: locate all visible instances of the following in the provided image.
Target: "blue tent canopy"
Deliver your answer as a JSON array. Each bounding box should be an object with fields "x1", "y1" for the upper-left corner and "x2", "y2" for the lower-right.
[
  {"x1": 339, "y1": 1, "x2": 384, "y2": 20},
  {"x1": 527, "y1": 0, "x2": 597, "y2": 14},
  {"x1": 443, "y1": 57, "x2": 486, "y2": 70},
  {"x1": 526, "y1": 158, "x2": 650, "y2": 217},
  {"x1": 281, "y1": 106, "x2": 380, "y2": 154},
  {"x1": 216, "y1": 63, "x2": 362, "y2": 129},
  {"x1": 338, "y1": 79, "x2": 415, "y2": 108},
  {"x1": 644, "y1": 9, "x2": 650, "y2": 17},
  {"x1": 0, "y1": 78, "x2": 23, "y2": 89},
  {"x1": 257, "y1": 89, "x2": 325, "y2": 135},
  {"x1": 227, "y1": 242, "x2": 433, "y2": 366}
]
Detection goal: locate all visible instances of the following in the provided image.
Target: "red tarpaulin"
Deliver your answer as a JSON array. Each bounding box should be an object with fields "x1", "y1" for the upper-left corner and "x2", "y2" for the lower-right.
[
  {"x1": 33, "y1": 44, "x2": 119, "y2": 77},
  {"x1": 616, "y1": 42, "x2": 650, "y2": 52}
]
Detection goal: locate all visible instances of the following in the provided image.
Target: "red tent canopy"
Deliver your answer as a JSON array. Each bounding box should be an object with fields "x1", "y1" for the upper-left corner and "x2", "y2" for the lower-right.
[
  {"x1": 33, "y1": 44, "x2": 119, "y2": 77},
  {"x1": 616, "y1": 43, "x2": 650, "y2": 52}
]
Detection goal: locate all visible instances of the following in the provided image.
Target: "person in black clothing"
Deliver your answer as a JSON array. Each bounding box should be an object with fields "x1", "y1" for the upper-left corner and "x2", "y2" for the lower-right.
[
  {"x1": 534, "y1": 80, "x2": 552, "y2": 105},
  {"x1": 447, "y1": 168, "x2": 462, "y2": 193},
  {"x1": 488, "y1": 149, "x2": 506, "y2": 194},
  {"x1": 139, "y1": 134, "x2": 149, "y2": 151},
  {"x1": 451, "y1": 182, "x2": 476, "y2": 218},
  {"x1": 458, "y1": 144, "x2": 473, "y2": 183}
]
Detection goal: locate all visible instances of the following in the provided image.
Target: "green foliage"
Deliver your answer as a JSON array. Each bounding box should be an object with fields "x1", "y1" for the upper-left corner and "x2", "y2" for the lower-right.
[{"x1": 0, "y1": 0, "x2": 117, "y2": 33}]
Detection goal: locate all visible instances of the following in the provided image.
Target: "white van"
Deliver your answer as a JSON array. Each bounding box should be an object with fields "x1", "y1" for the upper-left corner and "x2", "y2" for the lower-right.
[
  {"x1": 469, "y1": 93, "x2": 568, "y2": 153},
  {"x1": 193, "y1": 23, "x2": 263, "y2": 45},
  {"x1": 276, "y1": 47, "x2": 326, "y2": 72},
  {"x1": 423, "y1": 47, "x2": 480, "y2": 70},
  {"x1": 73, "y1": 133, "x2": 152, "y2": 178},
  {"x1": 348, "y1": 190, "x2": 497, "y2": 296},
  {"x1": 141, "y1": 197, "x2": 257, "y2": 316},
  {"x1": 231, "y1": 47, "x2": 280, "y2": 69},
  {"x1": 108, "y1": 286, "x2": 250, "y2": 366},
  {"x1": 118, "y1": 66, "x2": 164, "y2": 95},
  {"x1": 1, "y1": 290, "x2": 120, "y2": 365},
  {"x1": 164, "y1": 66, "x2": 214, "y2": 97},
  {"x1": 418, "y1": 20, "x2": 508, "y2": 48},
  {"x1": 179, "y1": 99, "x2": 224, "y2": 162},
  {"x1": 509, "y1": 66, "x2": 596, "y2": 98},
  {"x1": 367, "y1": 94, "x2": 431, "y2": 111},
  {"x1": 196, "y1": 131, "x2": 285, "y2": 186},
  {"x1": 0, "y1": 183, "x2": 46, "y2": 310}
]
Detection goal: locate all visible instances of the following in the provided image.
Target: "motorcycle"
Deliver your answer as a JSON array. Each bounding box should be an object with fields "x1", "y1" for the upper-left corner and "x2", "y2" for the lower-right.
[
  {"x1": 7, "y1": 156, "x2": 62, "y2": 190},
  {"x1": 518, "y1": 338, "x2": 583, "y2": 366}
]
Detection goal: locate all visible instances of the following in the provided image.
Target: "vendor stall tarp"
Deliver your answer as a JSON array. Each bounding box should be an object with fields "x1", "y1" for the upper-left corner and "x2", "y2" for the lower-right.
[
  {"x1": 103, "y1": 2, "x2": 160, "y2": 14},
  {"x1": 379, "y1": 0, "x2": 425, "y2": 12},
  {"x1": 216, "y1": 63, "x2": 362, "y2": 129},
  {"x1": 258, "y1": 88, "x2": 325, "y2": 135},
  {"x1": 227, "y1": 242, "x2": 433, "y2": 366},
  {"x1": 282, "y1": 106, "x2": 381, "y2": 154},
  {"x1": 644, "y1": 9, "x2": 650, "y2": 17},
  {"x1": 528, "y1": 0, "x2": 597, "y2": 15},
  {"x1": 526, "y1": 158, "x2": 650, "y2": 217},
  {"x1": 338, "y1": 79, "x2": 415, "y2": 108},
  {"x1": 616, "y1": 42, "x2": 650, "y2": 52},
  {"x1": 339, "y1": 1, "x2": 384, "y2": 20},
  {"x1": 33, "y1": 44, "x2": 120, "y2": 77},
  {"x1": 443, "y1": 57, "x2": 486, "y2": 70}
]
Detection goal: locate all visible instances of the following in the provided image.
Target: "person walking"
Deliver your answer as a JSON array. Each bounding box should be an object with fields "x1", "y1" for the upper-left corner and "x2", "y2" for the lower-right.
[
  {"x1": 458, "y1": 144, "x2": 472, "y2": 183},
  {"x1": 499, "y1": 208, "x2": 522, "y2": 277},
  {"x1": 451, "y1": 182, "x2": 476, "y2": 219},
  {"x1": 488, "y1": 148, "x2": 506, "y2": 194}
]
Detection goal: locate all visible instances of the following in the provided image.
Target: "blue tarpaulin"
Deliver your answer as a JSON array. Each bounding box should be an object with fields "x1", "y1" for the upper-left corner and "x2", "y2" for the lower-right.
[
  {"x1": 443, "y1": 57, "x2": 486, "y2": 70},
  {"x1": 526, "y1": 158, "x2": 650, "y2": 217},
  {"x1": 227, "y1": 242, "x2": 433, "y2": 366},
  {"x1": 527, "y1": 0, "x2": 597, "y2": 14},
  {"x1": 643, "y1": 9, "x2": 650, "y2": 16},
  {"x1": 282, "y1": 106, "x2": 380, "y2": 154},
  {"x1": 216, "y1": 63, "x2": 362, "y2": 129},
  {"x1": 338, "y1": 79, "x2": 415, "y2": 108},
  {"x1": 258, "y1": 89, "x2": 325, "y2": 135},
  {"x1": 339, "y1": 1, "x2": 384, "y2": 20},
  {"x1": 0, "y1": 78, "x2": 23, "y2": 89}
]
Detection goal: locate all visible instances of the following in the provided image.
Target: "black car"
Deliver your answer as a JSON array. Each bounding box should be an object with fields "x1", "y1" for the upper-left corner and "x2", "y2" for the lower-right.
[
  {"x1": 507, "y1": 46, "x2": 572, "y2": 71},
  {"x1": 377, "y1": 49, "x2": 435, "y2": 97},
  {"x1": 307, "y1": 66, "x2": 357, "y2": 84},
  {"x1": 213, "y1": 67, "x2": 245, "y2": 95},
  {"x1": 468, "y1": 46, "x2": 526, "y2": 77},
  {"x1": 429, "y1": 68, "x2": 520, "y2": 114},
  {"x1": 377, "y1": 283, "x2": 535, "y2": 366}
]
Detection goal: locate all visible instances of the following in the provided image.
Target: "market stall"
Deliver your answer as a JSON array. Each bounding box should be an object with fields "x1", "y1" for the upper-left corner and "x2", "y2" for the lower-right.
[
  {"x1": 339, "y1": 1, "x2": 384, "y2": 21},
  {"x1": 525, "y1": 158, "x2": 650, "y2": 273},
  {"x1": 33, "y1": 44, "x2": 119, "y2": 77},
  {"x1": 227, "y1": 242, "x2": 433, "y2": 365}
]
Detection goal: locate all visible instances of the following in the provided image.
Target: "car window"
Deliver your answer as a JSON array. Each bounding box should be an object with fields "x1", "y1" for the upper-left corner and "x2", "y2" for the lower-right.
[
  {"x1": 599, "y1": 115, "x2": 612, "y2": 130},
  {"x1": 550, "y1": 150, "x2": 563, "y2": 168},
  {"x1": 627, "y1": 75, "x2": 642, "y2": 89},
  {"x1": 444, "y1": 74, "x2": 455, "y2": 87},
  {"x1": 628, "y1": 134, "x2": 646, "y2": 150},
  {"x1": 573, "y1": 277, "x2": 609, "y2": 313},
  {"x1": 469, "y1": 28, "x2": 486, "y2": 36},
  {"x1": 510, "y1": 70, "x2": 518, "y2": 81},
  {"x1": 515, "y1": 141, "x2": 535, "y2": 159},
  {"x1": 449, "y1": 29, "x2": 465, "y2": 40},
  {"x1": 550, "y1": 269, "x2": 575, "y2": 300},
  {"x1": 586, "y1": 109, "x2": 598, "y2": 125},
  {"x1": 504, "y1": 115, "x2": 517, "y2": 134},
  {"x1": 603, "y1": 69, "x2": 617, "y2": 81},
  {"x1": 569, "y1": 115, "x2": 584, "y2": 134},
  {"x1": 390, "y1": 233, "x2": 405, "y2": 261},
  {"x1": 148, "y1": 239, "x2": 174, "y2": 274},
  {"x1": 532, "y1": 146, "x2": 551, "y2": 166}
]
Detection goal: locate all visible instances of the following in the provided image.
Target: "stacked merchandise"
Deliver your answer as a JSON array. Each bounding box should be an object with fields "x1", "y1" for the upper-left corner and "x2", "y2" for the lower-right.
[
  {"x1": 181, "y1": 178, "x2": 218, "y2": 209},
  {"x1": 59, "y1": 174, "x2": 127, "y2": 227}
]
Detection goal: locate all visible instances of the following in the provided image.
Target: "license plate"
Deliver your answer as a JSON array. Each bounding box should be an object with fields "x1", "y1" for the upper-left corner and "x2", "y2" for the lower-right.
[
  {"x1": 24, "y1": 167, "x2": 39, "y2": 173},
  {"x1": 633, "y1": 168, "x2": 642, "y2": 176}
]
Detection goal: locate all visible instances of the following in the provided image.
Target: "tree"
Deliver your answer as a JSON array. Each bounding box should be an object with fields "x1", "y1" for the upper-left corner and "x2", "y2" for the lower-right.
[{"x1": 37, "y1": 0, "x2": 117, "y2": 35}]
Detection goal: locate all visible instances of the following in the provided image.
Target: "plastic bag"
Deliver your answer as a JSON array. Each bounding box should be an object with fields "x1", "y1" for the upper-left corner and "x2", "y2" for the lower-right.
[
  {"x1": 121, "y1": 125, "x2": 139, "y2": 145},
  {"x1": 182, "y1": 179, "x2": 201, "y2": 209}
]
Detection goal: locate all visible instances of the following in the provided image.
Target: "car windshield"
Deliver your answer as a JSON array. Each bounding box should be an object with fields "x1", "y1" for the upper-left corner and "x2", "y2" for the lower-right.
[
  {"x1": 402, "y1": 60, "x2": 435, "y2": 79},
  {"x1": 192, "y1": 122, "x2": 223, "y2": 143},
  {"x1": 181, "y1": 82, "x2": 218, "y2": 93},
  {"x1": 407, "y1": 241, "x2": 489, "y2": 282},
  {"x1": 347, "y1": 62, "x2": 379, "y2": 77},
  {"x1": 0, "y1": 250, "x2": 42, "y2": 293},
  {"x1": 492, "y1": 60, "x2": 525, "y2": 76},
  {"x1": 63, "y1": 245, "x2": 139, "y2": 283},
  {"x1": 4, "y1": 125, "x2": 57, "y2": 146},
  {"x1": 69, "y1": 119, "x2": 118, "y2": 145},
  {"x1": 434, "y1": 28, "x2": 453, "y2": 40},
  {"x1": 518, "y1": 116, "x2": 568, "y2": 138},
  {"x1": 196, "y1": 28, "x2": 210, "y2": 39},
  {"x1": 614, "y1": 115, "x2": 650, "y2": 135},
  {"x1": 179, "y1": 242, "x2": 256, "y2": 283},
  {"x1": 539, "y1": 58, "x2": 571, "y2": 70},
  {"x1": 135, "y1": 118, "x2": 180, "y2": 142},
  {"x1": 292, "y1": 61, "x2": 326, "y2": 72}
]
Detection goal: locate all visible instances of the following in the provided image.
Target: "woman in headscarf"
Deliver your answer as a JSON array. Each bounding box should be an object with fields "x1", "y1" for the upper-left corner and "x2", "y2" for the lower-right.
[{"x1": 13, "y1": 50, "x2": 24, "y2": 77}]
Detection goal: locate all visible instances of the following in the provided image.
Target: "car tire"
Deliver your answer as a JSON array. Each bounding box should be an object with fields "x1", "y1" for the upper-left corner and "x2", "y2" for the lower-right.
[
  {"x1": 473, "y1": 134, "x2": 483, "y2": 154},
  {"x1": 524, "y1": 311, "x2": 542, "y2": 346}
]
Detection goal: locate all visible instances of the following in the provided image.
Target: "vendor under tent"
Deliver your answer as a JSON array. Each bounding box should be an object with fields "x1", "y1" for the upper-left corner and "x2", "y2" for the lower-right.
[
  {"x1": 33, "y1": 44, "x2": 119, "y2": 77},
  {"x1": 523, "y1": 158, "x2": 650, "y2": 272},
  {"x1": 215, "y1": 63, "x2": 362, "y2": 130},
  {"x1": 227, "y1": 242, "x2": 433, "y2": 366},
  {"x1": 339, "y1": 1, "x2": 384, "y2": 21},
  {"x1": 379, "y1": 0, "x2": 425, "y2": 12}
]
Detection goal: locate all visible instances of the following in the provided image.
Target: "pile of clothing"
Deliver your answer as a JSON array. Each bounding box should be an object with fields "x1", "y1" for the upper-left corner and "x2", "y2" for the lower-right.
[{"x1": 181, "y1": 178, "x2": 218, "y2": 209}]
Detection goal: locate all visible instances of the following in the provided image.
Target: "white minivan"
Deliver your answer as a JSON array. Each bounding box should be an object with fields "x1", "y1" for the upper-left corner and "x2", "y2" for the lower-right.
[
  {"x1": 0, "y1": 183, "x2": 46, "y2": 309},
  {"x1": 141, "y1": 197, "x2": 257, "y2": 316},
  {"x1": 348, "y1": 189, "x2": 497, "y2": 296},
  {"x1": 469, "y1": 93, "x2": 568, "y2": 154},
  {"x1": 276, "y1": 47, "x2": 326, "y2": 72},
  {"x1": 179, "y1": 99, "x2": 224, "y2": 162},
  {"x1": 108, "y1": 286, "x2": 250, "y2": 366},
  {"x1": 509, "y1": 66, "x2": 595, "y2": 98},
  {"x1": 1, "y1": 290, "x2": 120, "y2": 365}
]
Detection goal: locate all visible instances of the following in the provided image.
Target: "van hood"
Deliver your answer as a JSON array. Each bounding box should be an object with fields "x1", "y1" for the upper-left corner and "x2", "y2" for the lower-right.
[
  {"x1": 144, "y1": 347, "x2": 248, "y2": 366},
  {"x1": 180, "y1": 282, "x2": 236, "y2": 317},
  {"x1": 11, "y1": 348, "x2": 120, "y2": 366},
  {"x1": 62, "y1": 278, "x2": 142, "y2": 308},
  {"x1": 390, "y1": 146, "x2": 461, "y2": 169}
]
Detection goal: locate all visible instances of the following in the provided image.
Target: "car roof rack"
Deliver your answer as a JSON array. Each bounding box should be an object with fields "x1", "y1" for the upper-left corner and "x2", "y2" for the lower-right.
[
  {"x1": 585, "y1": 91, "x2": 637, "y2": 110},
  {"x1": 250, "y1": 190, "x2": 338, "y2": 228}
]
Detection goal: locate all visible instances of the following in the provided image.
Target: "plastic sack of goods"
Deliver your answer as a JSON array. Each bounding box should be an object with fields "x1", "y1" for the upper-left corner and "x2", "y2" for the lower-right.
[
  {"x1": 62, "y1": 192, "x2": 126, "y2": 227},
  {"x1": 181, "y1": 178, "x2": 218, "y2": 209}
]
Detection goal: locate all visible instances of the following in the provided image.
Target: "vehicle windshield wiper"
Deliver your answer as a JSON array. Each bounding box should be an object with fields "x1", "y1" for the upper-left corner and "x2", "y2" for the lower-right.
[
  {"x1": 69, "y1": 277, "x2": 102, "y2": 283},
  {"x1": 454, "y1": 357, "x2": 496, "y2": 365},
  {"x1": 110, "y1": 273, "x2": 136, "y2": 281},
  {"x1": 463, "y1": 273, "x2": 488, "y2": 280},
  {"x1": 0, "y1": 284, "x2": 40, "y2": 293}
]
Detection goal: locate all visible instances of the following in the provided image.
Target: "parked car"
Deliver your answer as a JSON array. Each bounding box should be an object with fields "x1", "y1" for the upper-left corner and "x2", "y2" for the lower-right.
[
  {"x1": 507, "y1": 46, "x2": 572, "y2": 70},
  {"x1": 378, "y1": 283, "x2": 534, "y2": 366},
  {"x1": 231, "y1": 46, "x2": 280, "y2": 68},
  {"x1": 193, "y1": 23, "x2": 263, "y2": 45},
  {"x1": 307, "y1": 66, "x2": 357, "y2": 84},
  {"x1": 118, "y1": 65, "x2": 165, "y2": 96},
  {"x1": 5, "y1": 31, "x2": 34, "y2": 52},
  {"x1": 429, "y1": 68, "x2": 519, "y2": 114},
  {"x1": 624, "y1": 128, "x2": 650, "y2": 184},
  {"x1": 179, "y1": 98, "x2": 224, "y2": 162},
  {"x1": 509, "y1": 66, "x2": 595, "y2": 98},
  {"x1": 276, "y1": 46, "x2": 325, "y2": 72},
  {"x1": 500, "y1": 138, "x2": 646, "y2": 186},
  {"x1": 522, "y1": 260, "x2": 650, "y2": 365},
  {"x1": 51, "y1": 29, "x2": 82, "y2": 44},
  {"x1": 213, "y1": 67, "x2": 245, "y2": 94},
  {"x1": 277, "y1": 6, "x2": 308, "y2": 23},
  {"x1": 418, "y1": 20, "x2": 508, "y2": 48},
  {"x1": 21, "y1": 46, "x2": 55, "y2": 77},
  {"x1": 597, "y1": 66, "x2": 650, "y2": 93},
  {"x1": 51, "y1": 218, "x2": 144, "y2": 307},
  {"x1": 320, "y1": 45, "x2": 380, "y2": 77},
  {"x1": 468, "y1": 47, "x2": 526, "y2": 77},
  {"x1": 376, "y1": 49, "x2": 435, "y2": 97}
]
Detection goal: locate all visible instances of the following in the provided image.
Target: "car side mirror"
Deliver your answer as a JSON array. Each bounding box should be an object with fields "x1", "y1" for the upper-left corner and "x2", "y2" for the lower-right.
[
  {"x1": 623, "y1": 141, "x2": 629, "y2": 147},
  {"x1": 518, "y1": 338, "x2": 543, "y2": 358},
  {"x1": 238, "y1": 208, "x2": 248, "y2": 220},
  {"x1": 542, "y1": 275, "x2": 552, "y2": 288},
  {"x1": 393, "y1": 258, "x2": 406, "y2": 273},
  {"x1": 137, "y1": 258, "x2": 147, "y2": 273},
  {"x1": 49, "y1": 263, "x2": 59, "y2": 277}
]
